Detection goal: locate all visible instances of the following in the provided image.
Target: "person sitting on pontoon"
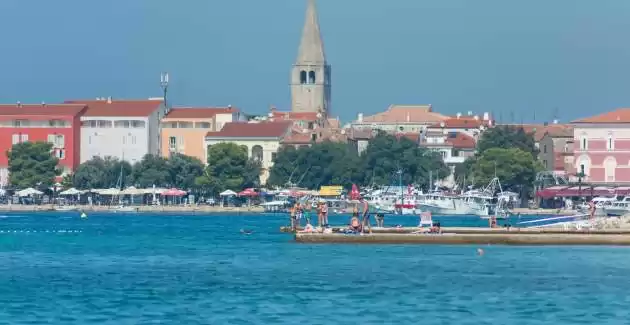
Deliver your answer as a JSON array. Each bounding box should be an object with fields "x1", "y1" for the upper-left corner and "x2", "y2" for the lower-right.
[{"x1": 349, "y1": 216, "x2": 362, "y2": 233}]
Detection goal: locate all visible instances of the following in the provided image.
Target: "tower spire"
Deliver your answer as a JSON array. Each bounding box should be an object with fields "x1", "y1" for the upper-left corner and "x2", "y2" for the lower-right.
[{"x1": 296, "y1": 0, "x2": 326, "y2": 64}]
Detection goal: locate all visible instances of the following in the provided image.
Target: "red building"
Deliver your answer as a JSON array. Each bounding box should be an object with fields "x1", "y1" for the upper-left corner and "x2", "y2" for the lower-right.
[{"x1": 0, "y1": 103, "x2": 88, "y2": 186}]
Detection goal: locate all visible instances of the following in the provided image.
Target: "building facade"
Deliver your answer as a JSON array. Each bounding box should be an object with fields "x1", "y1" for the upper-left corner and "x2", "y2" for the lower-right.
[
  {"x1": 572, "y1": 109, "x2": 630, "y2": 184},
  {"x1": 538, "y1": 126, "x2": 574, "y2": 173},
  {"x1": 0, "y1": 103, "x2": 87, "y2": 185},
  {"x1": 351, "y1": 105, "x2": 449, "y2": 133},
  {"x1": 161, "y1": 107, "x2": 239, "y2": 162},
  {"x1": 290, "y1": 0, "x2": 331, "y2": 115},
  {"x1": 205, "y1": 122, "x2": 293, "y2": 185},
  {"x1": 67, "y1": 98, "x2": 166, "y2": 165}
]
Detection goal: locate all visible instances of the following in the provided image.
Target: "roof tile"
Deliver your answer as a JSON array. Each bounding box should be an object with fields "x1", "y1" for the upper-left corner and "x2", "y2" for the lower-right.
[
  {"x1": 206, "y1": 121, "x2": 292, "y2": 138},
  {"x1": 572, "y1": 108, "x2": 630, "y2": 124},
  {"x1": 65, "y1": 99, "x2": 162, "y2": 117},
  {"x1": 0, "y1": 104, "x2": 87, "y2": 117},
  {"x1": 361, "y1": 104, "x2": 448, "y2": 124},
  {"x1": 164, "y1": 107, "x2": 236, "y2": 119}
]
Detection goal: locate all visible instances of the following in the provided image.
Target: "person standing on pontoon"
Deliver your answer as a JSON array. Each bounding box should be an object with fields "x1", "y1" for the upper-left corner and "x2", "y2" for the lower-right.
[
  {"x1": 588, "y1": 200, "x2": 596, "y2": 220},
  {"x1": 360, "y1": 197, "x2": 372, "y2": 233}
]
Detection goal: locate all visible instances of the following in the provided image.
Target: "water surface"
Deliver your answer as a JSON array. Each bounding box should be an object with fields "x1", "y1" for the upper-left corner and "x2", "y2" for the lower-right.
[{"x1": 0, "y1": 212, "x2": 627, "y2": 324}]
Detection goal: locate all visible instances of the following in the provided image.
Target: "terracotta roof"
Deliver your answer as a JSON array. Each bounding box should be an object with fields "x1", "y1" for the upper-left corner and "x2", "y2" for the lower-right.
[
  {"x1": 270, "y1": 111, "x2": 319, "y2": 121},
  {"x1": 164, "y1": 107, "x2": 236, "y2": 119},
  {"x1": 281, "y1": 132, "x2": 312, "y2": 144},
  {"x1": 360, "y1": 105, "x2": 448, "y2": 124},
  {"x1": 65, "y1": 99, "x2": 163, "y2": 117},
  {"x1": 497, "y1": 123, "x2": 572, "y2": 141},
  {"x1": 447, "y1": 132, "x2": 476, "y2": 149},
  {"x1": 0, "y1": 104, "x2": 87, "y2": 117},
  {"x1": 396, "y1": 132, "x2": 420, "y2": 143},
  {"x1": 206, "y1": 121, "x2": 292, "y2": 138},
  {"x1": 428, "y1": 117, "x2": 491, "y2": 129},
  {"x1": 572, "y1": 108, "x2": 630, "y2": 124}
]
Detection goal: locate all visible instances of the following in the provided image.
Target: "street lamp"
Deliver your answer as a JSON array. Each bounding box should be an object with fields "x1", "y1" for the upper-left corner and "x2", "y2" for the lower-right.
[
  {"x1": 158, "y1": 72, "x2": 169, "y2": 157},
  {"x1": 160, "y1": 72, "x2": 169, "y2": 108}
]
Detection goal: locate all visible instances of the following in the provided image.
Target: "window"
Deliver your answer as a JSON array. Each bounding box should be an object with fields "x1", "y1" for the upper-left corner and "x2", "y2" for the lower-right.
[
  {"x1": 131, "y1": 121, "x2": 146, "y2": 128},
  {"x1": 55, "y1": 149, "x2": 65, "y2": 159},
  {"x1": 47, "y1": 134, "x2": 55, "y2": 144},
  {"x1": 12, "y1": 134, "x2": 19, "y2": 144},
  {"x1": 131, "y1": 136, "x2": 136, "y2": 145},
  {"x1": 581, "y1": 137, "x2": 587, "y2": 150},
  {"x1": 580, "y1": 164, "x2": 585, "y2": 175},
  {"x1": 114, "y1": 121, "x2": 130, "y2": 128},
  {"x1": 608, "y1": 135, "x2": 614, "y2": 151},
  {"x1": 20, "y1": 134, "x2": 28, "y2": 142},
  {"x1": 543, "y1": 160, "x2": 547, "y2": 168},
  {"x1": 178, "y1": 122, "x2": 193, "y2": 128},
  {"x1": 272, "y1": 152, "x2": 277, "y2": 161},
  {"x1": 169, "y1": 136, "x2": 177, "y2": 149},
  {"x1": 13, "y1": 120, "x2": 28, "y2": 127},
  {"x1": 97, "y1": 120, "x2": 112, "y2": 128},
  {"x1": 196, "y1": 122, "x2": 211, "y2": 129},
  {"x1": 543, "y1": 145, "x2": 547, "y2": 154}
]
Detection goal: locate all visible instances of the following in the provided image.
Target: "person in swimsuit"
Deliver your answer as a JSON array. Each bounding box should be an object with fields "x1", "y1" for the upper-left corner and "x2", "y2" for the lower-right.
[
  {"x1": 349, "y1": 216, "x2": 362, "y2": 233},
  {"x1": 588, "y1": 201, "x2": 596, "y2": 219},
  {"x1": 320, "y1": 201, "x2": 329, "y2": 227},
  {"x1": 360, "y1": 197, "x2": 371, "y2": 233},
  {"x1": 375, "y1": 213, "x2": 385, "y2": 227},
  {"x1": 303, "y1": 200, "x2": 311, "y2": 225},
  {"x1": 295, "y1": 202, "x2": 303, "y2": 228},
  {"x1": 289, "y1": 204, "x2": 297, "y2": 230}
]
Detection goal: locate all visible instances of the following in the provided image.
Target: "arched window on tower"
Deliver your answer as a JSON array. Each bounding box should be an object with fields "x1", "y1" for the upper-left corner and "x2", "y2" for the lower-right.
[
  {"x1": 300, "y1": 71, "x2": 307, "y2": 84},
  {"x1": 308, "y1": 71, "x2": 316, "y2": 84}
]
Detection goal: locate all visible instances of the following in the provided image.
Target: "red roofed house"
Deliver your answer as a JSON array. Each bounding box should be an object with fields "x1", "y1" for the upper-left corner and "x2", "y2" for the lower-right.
[
  {"x1": 205, "y1": 121, "x2": 293, "y2": 184},
  {"x1": 66, "y1": 97, "x2": 166, "y2": 165},
  {"x1": 0, "y1": 103, "x2": 88, "y2": 186},
  {"x1": 571, "y1": 108, "x2": 630, "y2": 184},
  {"x1": 161, "y1": 106, "x2": 240, "y2": 162},
  {"x1": 351, "y1": 105, "x2": 449, "y2": 134},
  {"x1": 420, "y1": 130, "x2": 477, "y2": 187},
  {"x1": 426, "y1": 112, "x2": 493, "y2": 139}
]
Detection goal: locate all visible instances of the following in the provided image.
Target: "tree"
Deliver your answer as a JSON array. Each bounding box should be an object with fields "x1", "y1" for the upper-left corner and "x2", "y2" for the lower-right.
[
  {"x1": 471, "y1": 148, "x2": 543, "y2": 193},
  {"x1": 454, "y1": 156, "x2": 477, "y2": 185},
  {"x1": 167, "y1": 153, "x2": 205, "y2": 190},
  {"x1": 267, "y1": 141, "x2": 363, "y2": 189},
  {"x1": 476, "y1": 126, "x2": 538, "y2": 157},
  {"x1": 361, "y1": 133, "x2": 449, "y2": 188},
  {"x1": 7, "y1": 141, "x2": 60, "y2": 189},
  {"x1": 130, "y1": 154, "x2": 170, "y2": 188},
  {"x1": 243, "y1": 158, "x2": 262, "y2": 188},
  {"x1": 195, "y1": 143, "x2": 253, "y2": 194},
  {"x1": 72, "y1": 156, "x2": 132, "y2": 189}
]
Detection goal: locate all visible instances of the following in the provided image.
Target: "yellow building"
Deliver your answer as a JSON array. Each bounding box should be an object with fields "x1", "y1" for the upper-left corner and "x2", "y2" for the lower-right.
[
  {"x1": 161, "y1": 107, "x2": 240, "y2": 162},
  {"x1": 205, "y1": 121, "x2": 293, "y2": 184}
]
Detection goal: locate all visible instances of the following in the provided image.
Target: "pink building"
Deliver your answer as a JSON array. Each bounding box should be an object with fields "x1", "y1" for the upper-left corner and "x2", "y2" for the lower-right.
[{"x1": 572, "y1": 108, "x2": 630, "y2": 184}]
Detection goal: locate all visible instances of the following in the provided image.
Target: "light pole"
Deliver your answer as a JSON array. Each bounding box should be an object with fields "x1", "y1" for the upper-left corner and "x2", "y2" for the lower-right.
[{"x1": 158, "y1": 72, "x2": 169, "y2": 157}]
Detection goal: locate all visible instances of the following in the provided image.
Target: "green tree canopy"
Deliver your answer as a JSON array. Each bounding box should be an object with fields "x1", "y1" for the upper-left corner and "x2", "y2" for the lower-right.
[
  {"x1": 7, "y1": 141, "x2": 60, "y2": 189},
  {"x1": 72, "y1": 156, "x2": 132, "y2": 189},
  {"x1": 131, "y1": 154, "x2": 171, "y2": 188},
  {"x1": 267, "y1": 141, "x2": 362, "y2": 189},
  {"x1": 167, "y1": 153, "x2": 205, "y2": 190},
  {"x1": 472, "y1": 148, "x2": 542, "y2": 193},
  {"x1": 195, "y1": 143, "x2": 257, "y2": 194},
  {"x1": 361, "y1": 133, "x2": 449, "y2": 188},
  {"x1": 476, "y1": 126, "x2": 538, "y2": 157}
]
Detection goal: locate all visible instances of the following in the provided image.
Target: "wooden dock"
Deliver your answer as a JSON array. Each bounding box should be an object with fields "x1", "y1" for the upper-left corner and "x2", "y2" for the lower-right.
[{"x1": 294, "y1": 232, "x2": 630, "y2": 246}]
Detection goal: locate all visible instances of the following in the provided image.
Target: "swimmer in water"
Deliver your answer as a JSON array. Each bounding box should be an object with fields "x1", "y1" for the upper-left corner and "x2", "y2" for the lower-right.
[
  {"x1": 240, "y1": 229, "x2": 253, "y2": 235},
  {"x1": 477, "y1": 248, "x2": 484, "y2": 256}
]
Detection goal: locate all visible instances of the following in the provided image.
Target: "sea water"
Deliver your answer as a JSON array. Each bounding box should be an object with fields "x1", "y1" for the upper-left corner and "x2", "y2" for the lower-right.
[{"x1": 0, "y1": 212, "x2": 628, "y2": 324}]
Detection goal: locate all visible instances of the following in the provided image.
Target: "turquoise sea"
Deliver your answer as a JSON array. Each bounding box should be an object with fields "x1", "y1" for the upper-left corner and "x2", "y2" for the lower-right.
[{"x1": 0, "y1": 212, "x2": 628, "y2": 324}]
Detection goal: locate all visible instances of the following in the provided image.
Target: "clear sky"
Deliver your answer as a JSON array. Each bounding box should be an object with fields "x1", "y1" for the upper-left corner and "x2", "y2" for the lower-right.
[{"x1": 1, "y1": 0, "x2": 629, "y2": 123}]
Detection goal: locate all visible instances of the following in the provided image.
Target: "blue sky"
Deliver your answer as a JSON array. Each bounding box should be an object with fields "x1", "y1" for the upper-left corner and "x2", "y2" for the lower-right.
[{"x1": 1, "y1": 0, "x2": 629, "y2": 123}]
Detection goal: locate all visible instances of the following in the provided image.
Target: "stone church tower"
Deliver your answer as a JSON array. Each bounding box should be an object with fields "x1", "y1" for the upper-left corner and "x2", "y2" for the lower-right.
[{"x1": 290, "y1": 0, "x2": 331, "y2": 115}]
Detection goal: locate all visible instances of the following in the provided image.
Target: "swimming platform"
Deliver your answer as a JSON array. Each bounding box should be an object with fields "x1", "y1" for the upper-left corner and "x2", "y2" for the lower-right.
[
  {"x1": 294, "y1": 232, "x2": 630, "y2": 245},
  {"x1": 282, "y1": 226, "x2": 630, "y2": 235}
]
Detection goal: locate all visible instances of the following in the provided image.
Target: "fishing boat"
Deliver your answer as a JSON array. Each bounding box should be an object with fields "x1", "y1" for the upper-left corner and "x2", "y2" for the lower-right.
[
  {"x1": 517, "y1": 213, "x2": 591, "y2": 228},
  {"x1": 605, "y1": 196, "x2": 630, "y2": 216}
]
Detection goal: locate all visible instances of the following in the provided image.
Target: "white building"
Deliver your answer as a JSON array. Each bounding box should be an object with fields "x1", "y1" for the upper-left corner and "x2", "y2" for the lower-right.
[{"x1": 67, "y1": 97, "x2": 166, "y2": 164}]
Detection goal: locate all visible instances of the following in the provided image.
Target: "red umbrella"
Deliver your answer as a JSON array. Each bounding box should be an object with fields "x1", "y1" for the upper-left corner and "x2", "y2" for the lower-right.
[
  {"x1": 238, "y1": 188, "x2": 258, "y2": 197},
  {"x1": 350, "y1": 184, "x2": 360, "y2": 200},
  {"x1": 162, "y1": 188, "x2": 187, "y2": 196}
]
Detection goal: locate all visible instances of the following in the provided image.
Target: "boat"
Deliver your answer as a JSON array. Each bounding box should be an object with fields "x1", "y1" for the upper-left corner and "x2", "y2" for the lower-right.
[
  {"x1": 111, "y1": 205, "x2": 138, "y2": 213},
  {"x1": 261, "y1": 200, "x2": 290, "y2": 212},
  {"x1": 517, "y1": 213, "x2": 591, "y2": 229},
  {"x1": 605, "y1": 196, "x2": 630, "y2": 216},
  {"x1": 577, "y1": 197, "x2": 616, "y2": 217}
]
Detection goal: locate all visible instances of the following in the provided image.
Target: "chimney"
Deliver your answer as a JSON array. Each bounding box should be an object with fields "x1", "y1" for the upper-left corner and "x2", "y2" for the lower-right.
[
  {"x1": 467, "y1": 111, "x2": 473, "y2": 116},
  {"x1": 474, "y1": 115, "x2": 479, "y2": 120},
  {"x1": 357, "y1": 113, "x2": 363, "y2": 122},
  {"x1": 483, "y1": 112, "x2": 489, "y2": 120},
  {"x1": 41, "y1": 101, "x2": 46, "y2": 107},
  {"x1": 456, "y1": 112, "x2": 462, "y2": 119},
  {"x1": 16, "y1": 101, "x2": 21, "y2": 108},
  {"x1": 106, "y1": 96, "x2": 112, "y2": 104},
  {"x1": 228, "y1": 104, "x2": 232, "y2": 110},
  {"x1": 553, "y1": 119, "x2": 558, "y2": 124},
  {"x1": 427, "y1": 104, "x2": 433, "y2": 112}
]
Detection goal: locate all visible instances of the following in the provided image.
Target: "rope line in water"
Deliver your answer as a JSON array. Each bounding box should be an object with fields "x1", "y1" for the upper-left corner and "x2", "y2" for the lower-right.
[{"x1": 0, "y1": 230, "x2": 83, "y2": 233}]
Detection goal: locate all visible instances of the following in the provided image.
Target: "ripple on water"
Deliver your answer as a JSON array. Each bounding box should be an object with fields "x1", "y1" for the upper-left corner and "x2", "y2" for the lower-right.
[{"x1": 0, "y1": 213, "x2": 629, "y2": 324}]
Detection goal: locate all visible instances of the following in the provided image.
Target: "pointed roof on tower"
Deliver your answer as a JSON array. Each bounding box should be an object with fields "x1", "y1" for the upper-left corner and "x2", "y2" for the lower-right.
[{"x1": 296, "y1": 0, "x2": 326, "y2": 65}]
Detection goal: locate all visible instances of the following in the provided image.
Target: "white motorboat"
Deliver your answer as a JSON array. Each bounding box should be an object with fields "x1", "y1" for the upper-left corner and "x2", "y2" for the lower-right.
[
  {"x1": 111, "y1": 205, "x2": 138, "y2": 213},
  {"x1": 600, "y1": 197, "x2": 630, "y2": 216}
]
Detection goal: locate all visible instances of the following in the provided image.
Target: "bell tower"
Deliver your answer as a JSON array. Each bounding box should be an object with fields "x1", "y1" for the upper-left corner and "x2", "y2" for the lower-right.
[{"x1": 290, "y1": 0, "x2": 331, "y2": 115}]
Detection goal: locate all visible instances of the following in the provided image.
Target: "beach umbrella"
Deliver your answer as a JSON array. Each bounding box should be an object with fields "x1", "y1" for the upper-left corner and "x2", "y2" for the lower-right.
[
  {"x1": 59, "y1": 188, "x2": 83, "y2": 195},
  {"x1": 219, "y1": 189, "x2": 237, "y2": 196},
  {"x1": 17, "y1": 188, "x2": 43, "y2": 197},
  {"x1": 238, "y1": 188, "x2": 258, "y2": 197},
  {"x1": 162, "y1": 188, "x2": 187, "y2": 196}
]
